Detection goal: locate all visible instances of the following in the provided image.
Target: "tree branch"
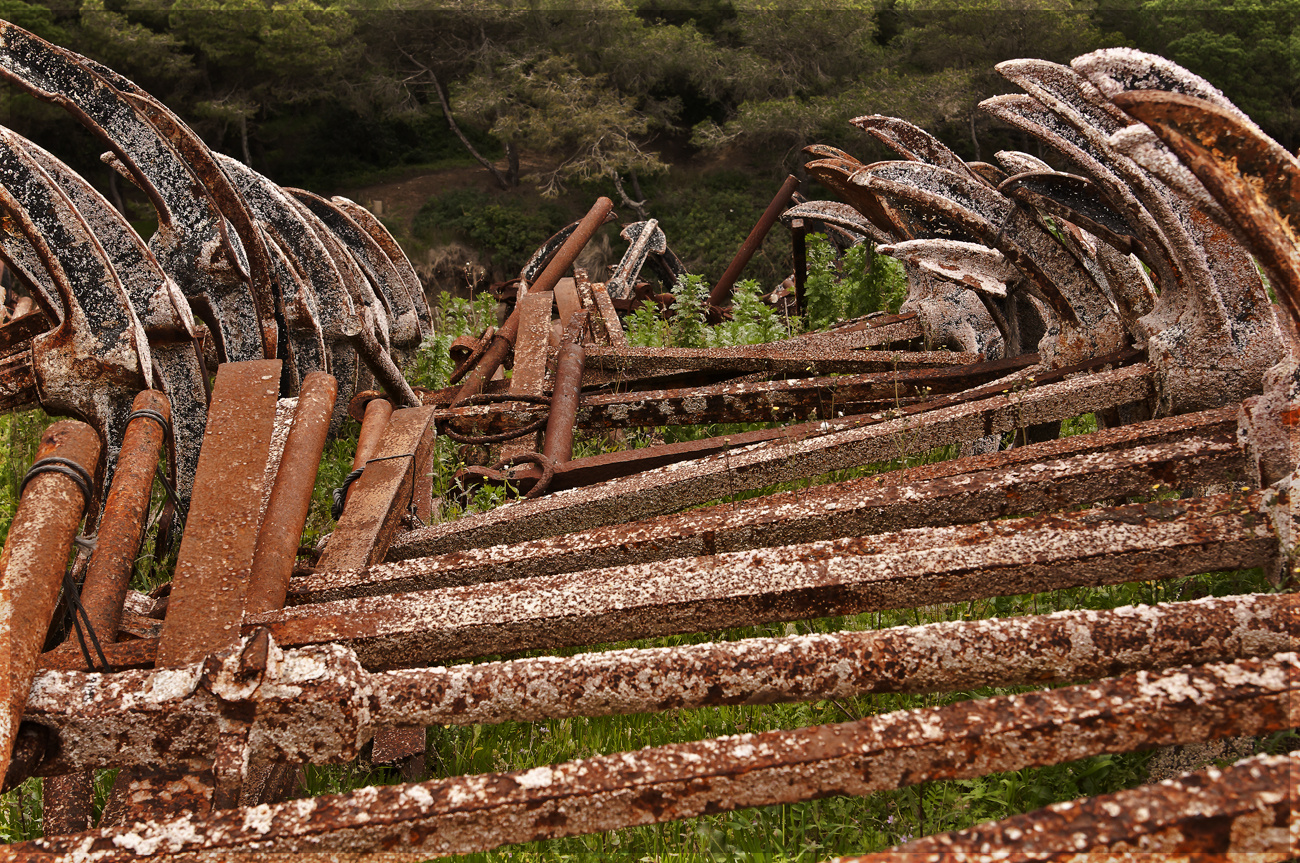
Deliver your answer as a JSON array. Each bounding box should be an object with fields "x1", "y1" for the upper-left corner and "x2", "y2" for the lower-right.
[{"x1": 401, "y1": 48, "x2": 511, "y2": 191}]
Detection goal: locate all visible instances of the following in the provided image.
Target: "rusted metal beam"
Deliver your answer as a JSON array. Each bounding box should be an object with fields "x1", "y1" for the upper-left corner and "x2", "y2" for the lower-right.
[
  {"x1": 157, "y1": 360, "x2": 282, "y2": 667},
  {"x1": 834, "y1": 750, "x2": 1297, "y2": 861},
  {"x1": 397, "y1": 361, "x2": 1153, "y2": 556},
  {"x1": 11, "y1": 592, "x2": 1291, "y2": 778},
  {"x1": 251, "y1": 489, "x2": 1274, "y2": 669},
  {"x1": 246, "y1": 372, "x2": 337, "y2": 615},
  {"x1": 0, "y1": 420, "x2": 99, "y2": 784},
  {"x1": 578, "y1": 344, "x2": 978, "y2": 376},
  {"x1": 435, "y1": 353, "x2": 1038, "y2": 435},
  {"x1": 315, "y1": 406, "x2": 436, "y2": 571},
  {"x1": 310, "y1": 426, "x2": 1245, "y2": 600},
  {"x1": 709, "y1": 174, "x2": 800, "y2": 311},
  {"x1": 9, "y1": 653, "x2": 1295, "y2": 860}
]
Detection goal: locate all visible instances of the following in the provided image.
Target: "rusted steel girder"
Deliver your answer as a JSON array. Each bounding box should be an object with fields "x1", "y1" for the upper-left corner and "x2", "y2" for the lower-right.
[
  {"x1": 8, "y1": 653, "x2": 1295, "y2": 860},
  {"x1": 246, "y1": 489, "x2": 1276, "y2": 670},
  {"x1": 0, "y1": 420, "x2": 99, "y2": 784},
  {"x1": 832, "y1": 750, "x2": 1297, "y2": 861},
  {"x1": 315, "y1": 406, "x2": 436, "y2": 571},
  {"x1": 435, "y1": 353, "x2": 1038, "y2": 435},
  {"x1": 578, "y1": 344, "x2": 978, "y2": 376},
  {"x1": 246, "y1": 372, "x2": 337, "y2": 615},
  {"x1": 11, "y1": 592, "x2": 1291, "y2": 779},
  {"x1": 307, "y1": 427, "x2": 1245, "y2": 601},
  {"x1": 396, "y1": 361, "x2": 1153, "y2": 556},
  {"x1": 157, "y1": 360, "x2": 282, "y2": 667}
]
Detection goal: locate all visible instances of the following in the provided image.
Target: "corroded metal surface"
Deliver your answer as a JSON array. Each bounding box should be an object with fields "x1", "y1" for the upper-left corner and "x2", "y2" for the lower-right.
[
  {"x1": 8, "y1": 654, "x2": 1295, "y2": 860},
  {"x1": 312, "y1": 427, "x2": 1244, "y2": 599},
  {"x1": 12, "y1": 593, "x2": 1291, "y2": 777},
  {"x1": 832, "y1": 750, "x2": 1297, "y2": 861},
  {"x1": 251, "y1": 490, "x2": 1275, "y2": 669},
  {"x1": 74, "y1": 390, "x2": 170, "y2": 645},
  {"x1": 157, "y1": 361, "x2": 281, "y2": 667},
  {"x1": 315, "y1": 406, "x2": 436, "y2": 571},
  {"x1": 0, "y1": 420, "x2": 100, "y2": 783},
  {"x1": 246, "y1": 372, "x2": 337, "y2": 615},
  {"x1": 397, "y1": 362, "x2": 1153, "y2": 555}
]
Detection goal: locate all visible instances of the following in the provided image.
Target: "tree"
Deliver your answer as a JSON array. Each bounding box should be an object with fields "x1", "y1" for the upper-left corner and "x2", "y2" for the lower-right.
[{"x1": 454, "y1": 52, "x2": 668, "y2": 196}]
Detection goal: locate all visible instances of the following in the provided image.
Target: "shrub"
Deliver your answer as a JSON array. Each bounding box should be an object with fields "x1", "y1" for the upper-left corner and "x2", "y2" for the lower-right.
[{"x1": 803, "y1": 233, "x2": 907, "y2": 329}]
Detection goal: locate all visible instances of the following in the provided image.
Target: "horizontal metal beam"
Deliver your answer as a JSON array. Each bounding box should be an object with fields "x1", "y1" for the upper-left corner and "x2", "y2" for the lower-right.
[
  {"x1": 835, "y1": 750, "x2": 1297, "y2": 861},
  {"x1": 249, "y1": 490, "x2": 1277, "y2": 670},
  {"x1": 17, "y1": 593, "x2": 1292, "y2": 777},
  {"x1": 9, "y1": 653, "x2": 1295, "y2": 860},
  {"x1": 313, "y1": 412, "x2": 1242, "y2": 601},
  {"x1": 396, "y1": 362, "x2": 1155, "y2": 556}
]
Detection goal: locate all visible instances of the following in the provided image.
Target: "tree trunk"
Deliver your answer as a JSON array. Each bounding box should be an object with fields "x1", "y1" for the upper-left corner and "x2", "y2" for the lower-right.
[
  {"x1": 429, "y1": 68, "x2": 510, "y2": 191},
  {"x1": 240, "y1": 113, "x2": 253, "y2": 167},
  {"x1": 506, "y1": 141, "x2": 520, "y2": 187},
  {"x1": 612, "y1": 171, "x2": 648, "y2": 221}
]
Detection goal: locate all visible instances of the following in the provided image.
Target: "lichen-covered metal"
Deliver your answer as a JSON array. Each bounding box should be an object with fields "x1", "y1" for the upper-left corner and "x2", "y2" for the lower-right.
[
  {"x1": 831, "y1": 750, "x2": 1297, "y2": 861},
  {"x1": 6, "y1": 654, "x2": 1295, "y2": 860}
]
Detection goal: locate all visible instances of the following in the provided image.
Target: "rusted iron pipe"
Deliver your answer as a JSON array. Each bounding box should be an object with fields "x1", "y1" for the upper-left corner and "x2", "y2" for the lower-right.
[
  {"x1": 453, "y1": 198, "x2": 613, "y2": 406},
  {"x1": 540, "y1": 326, "x2": 587, "y2": 468},
  {"x1": 74, "y1": 390, "x2": 169, "y2": 646},
  {"x1": 337, "y1": 394, "x2": 393, "y2": 517},
  {"x1": 0, "y1": 420, "x2": 100, "y2": 784},
  {"x1": 247, "y1": 372, "x2": 337, "y2": 615},
  {"x1": 708, "y1": 174, "x2": 800, "y2": 312},
  {"x1": 451, "y1": 312, "x2": 520, "y2": 406},
  {"x1": 10, "y1": 654, "x2": 1295, "y2": 860}
]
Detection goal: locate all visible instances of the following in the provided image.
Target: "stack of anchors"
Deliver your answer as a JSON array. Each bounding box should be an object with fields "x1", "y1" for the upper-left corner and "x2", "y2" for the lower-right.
[{"x1": 0, "y1": 22, "x2": 1297, "y2": 863}]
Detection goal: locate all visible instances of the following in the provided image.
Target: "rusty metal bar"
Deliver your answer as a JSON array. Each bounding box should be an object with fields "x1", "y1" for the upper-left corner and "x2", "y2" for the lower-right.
[
  {"x1": 589, "y1": 283, "x2": 626, "y2": 348},
  {"x1": 578, "y1": 344, "x2": 977, "y2": 376},
  {"x1": 73, "y1": 390, "x2": 169, "y2": 645},
  {"x1": 11, "y1": 593, "x2": 1291, "y2": 779},
  {"x1": 540, "y1": 311, "x2": 587, "y2": 469},
  {"x1": 9, "y1": 653, "x2": 1294, "y2": 860},
  {"x1": 791, "y1": 217, "x2": 807, "y2": 314},
  {"x1": 315, "y1": 406, "x2": 437, "y2": 571},
  {"x1": 709, "y1": 174, "x2": 800, "y2": 311},
  {"x1": 312, "y1": 427, "x2": 1245, "y2": 601},
  {"x1": 156, "y1": 360, "x2": 282, "y2": 667},
  {"x1": 250, "y1": 489, "x2": 1274, "y2": 669},
  {"x1": 495, "y1": 290, "x2": 553, "y2": 464},
  {"x1": 835, "y1": 750, "x2": 1297, "y2": 861},
  {"x1": 245, "y1": 372, "x2": 337, "y2": 615},
  {"x1": 454, "y1": 199, "x2": 613, "y2": 405},
  {"x1": 0, "y1": 420, "x2": 99, "y2": 783},
  {"x1": 397, "y1": 362, "x2": 1154, "y2": 556},
  {"x1": 434, "y1": 353, "x2": 1038, "y2": 435}
]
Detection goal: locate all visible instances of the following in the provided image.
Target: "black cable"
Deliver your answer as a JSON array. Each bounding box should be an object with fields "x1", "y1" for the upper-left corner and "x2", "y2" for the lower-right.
[
  {"x1": 62, "y1": 569, "x2": 109, "y2": 672},
  {"x1": 331, "y1": 468, "x2": 364, "y2": 519},
  {"x1": 331, "y1": 452, "x2": 420, "y2": 519},
  {"x1": 20, "y1": 457, "x2": 94, "y2": 509},
  {"x1": 442, "y1": 415, "x2": 549, "y2": 445},
  {"x1": 126, "y1": 408, "x2": 171, "y2": 439}
]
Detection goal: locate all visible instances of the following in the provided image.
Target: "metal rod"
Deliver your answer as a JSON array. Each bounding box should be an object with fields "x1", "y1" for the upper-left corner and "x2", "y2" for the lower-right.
[
  {"x1": 246, "y1": 372, "x2": 337, "y2": 615},
  {"x1": 0, "y1": 419, "x2": 100, "y2": 783}
]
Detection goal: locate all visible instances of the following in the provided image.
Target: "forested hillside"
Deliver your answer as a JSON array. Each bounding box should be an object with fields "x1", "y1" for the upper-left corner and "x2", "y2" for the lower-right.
[{"x1": 1, "y1": 0, "x2": 1295, "y2": 285}]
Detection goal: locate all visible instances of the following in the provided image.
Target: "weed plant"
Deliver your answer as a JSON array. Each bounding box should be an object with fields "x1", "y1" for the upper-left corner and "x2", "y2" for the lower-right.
[{"x1": 0, "y1": 249, "x2": 1288, "y2": 858}]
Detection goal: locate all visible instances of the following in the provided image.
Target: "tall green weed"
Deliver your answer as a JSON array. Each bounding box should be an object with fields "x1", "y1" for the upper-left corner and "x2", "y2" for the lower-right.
[{"x1": 803, "y1": 234, "x2": 907, "y2": 330}]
